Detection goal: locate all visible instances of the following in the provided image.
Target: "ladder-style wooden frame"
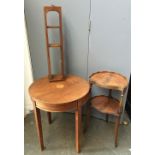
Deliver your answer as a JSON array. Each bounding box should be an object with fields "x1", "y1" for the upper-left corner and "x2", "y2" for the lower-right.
[{"x1": 44, "y1": 6, "x2": 65, "y2": 82}]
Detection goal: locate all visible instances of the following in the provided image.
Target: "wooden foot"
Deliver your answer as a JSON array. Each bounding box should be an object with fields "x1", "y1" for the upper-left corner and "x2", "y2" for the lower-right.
[
  {"x1": 75, "y1": 106, "x2": 82, "y2": 153},
  {"x1": 47, "y1": 112, "x2": 52, "y2": 124},
  {"x1": 33, "y1": 102, "x2": 45, "y2": 151},
  {"x1": 114, "y1": 116, "x2": 120, "y2": 147}
]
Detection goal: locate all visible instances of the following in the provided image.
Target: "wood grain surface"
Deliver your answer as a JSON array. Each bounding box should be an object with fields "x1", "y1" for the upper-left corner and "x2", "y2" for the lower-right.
[
  {"x1": 29, "y1": 75, "x2": 90, "y2": 105},
  {"x1": 91, "y1": 95, "x2": 120, "y2": 116},
  {"x1": 89, "y1": 71, "x2": 128, "y2": 91}
]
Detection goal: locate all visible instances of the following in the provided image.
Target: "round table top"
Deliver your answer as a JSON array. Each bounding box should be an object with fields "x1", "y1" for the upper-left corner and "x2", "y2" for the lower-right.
[
  {"x1": 29, "y1": 75, "x2": 90, "y2": 105},
  {"x1": 89, "y1": 71, "x2": 128, "y2": 91}
]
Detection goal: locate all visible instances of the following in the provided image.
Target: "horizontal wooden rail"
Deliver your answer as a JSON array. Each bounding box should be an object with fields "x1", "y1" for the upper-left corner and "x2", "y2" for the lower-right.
[
  {"x1": 46, "y1": 26, "x2": 60, "y2": 28},
  {"x1": 48, "y1": 43, "x2": 61, "y2": 48}
]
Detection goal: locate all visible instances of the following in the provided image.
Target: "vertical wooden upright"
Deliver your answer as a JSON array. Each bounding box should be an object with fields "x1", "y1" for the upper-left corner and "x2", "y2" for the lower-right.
[
  {"x1": 32, "y1": 101, "x2": 45, "y2": 151},
  {"x1": 47, "y1": 112, "x2": 52, "y2": 124},
  {"x1": 44, "y1": 6, "x2": 64, "y2": 82},
  {"x1": 75, "y1": 102, "x2": 82, "y2": 153}
]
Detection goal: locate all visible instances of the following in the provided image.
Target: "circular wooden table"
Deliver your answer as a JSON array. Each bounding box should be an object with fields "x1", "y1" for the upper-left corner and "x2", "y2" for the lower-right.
[{"x1": 29, "y1": 75, "x2": 90, "y2": 153}]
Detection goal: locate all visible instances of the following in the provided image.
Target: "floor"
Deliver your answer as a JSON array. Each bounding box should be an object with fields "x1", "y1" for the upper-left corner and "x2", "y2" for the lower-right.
[{"x1": 24, "y1": 112, "x2": 131, "y2": 155}]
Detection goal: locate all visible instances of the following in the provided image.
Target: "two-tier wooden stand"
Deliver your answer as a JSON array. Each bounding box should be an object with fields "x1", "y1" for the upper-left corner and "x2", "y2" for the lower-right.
[{"x1": 85, "y1": 71, "x2": 128, "y2": 147}]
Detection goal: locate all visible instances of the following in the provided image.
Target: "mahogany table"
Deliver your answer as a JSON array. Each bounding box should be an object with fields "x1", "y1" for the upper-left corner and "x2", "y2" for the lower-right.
[
  {"x1": 29, "y1": 75, "x2": 90, "y2": 153},
  {"x1": 86, "y1": 71, "x2": 128, "y2": 147}
]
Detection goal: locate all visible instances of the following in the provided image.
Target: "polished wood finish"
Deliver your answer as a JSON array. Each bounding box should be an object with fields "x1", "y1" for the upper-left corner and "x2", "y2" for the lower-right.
[
  {"x1": 29, "y1": 75, "x2": 89, "y2": 106},
  {"x1": 47, "y1": 112, "x2": 52, "y2": 124},
  {"x1": 89, "y1": 71, "x2": 128, "y2": 91},
  {"x1": 29, "y1": 75, "x2": 90, "y2": 153},
  {"x1": 32, "y1": 102, "x2": 45, "y2": 151},
  {"x1": 91, "y1": 95, "x2": 120, "y2": 116},
  {"x1": 75, "y1": 103, "x2": 82, "y2": 153},
  {"x1": 86, "y1": 71, "x2": 128, "y2": 147},
  {"x1": 44, "y1": 6, "x2": 64, "y2": 82}
]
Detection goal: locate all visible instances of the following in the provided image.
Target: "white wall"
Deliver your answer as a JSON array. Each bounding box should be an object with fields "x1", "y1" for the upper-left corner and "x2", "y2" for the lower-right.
[
  {"x1": 24, "y1": 20, "x2": 33, "y2": 116},
  {"x1": 89, "y1": 0, "x2": 131, "y2": 78}
]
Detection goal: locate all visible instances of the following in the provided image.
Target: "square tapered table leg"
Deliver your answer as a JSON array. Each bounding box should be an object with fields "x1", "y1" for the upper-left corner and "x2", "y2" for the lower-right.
[
  {"x1": 75, "y1": 105, "x2": 82, "y2": 153},
  {"x1": 47, "y1": 112, "x2": 52, "y2": 124},
  {"x1": 33, "y1": 102, "x2": 45, "y2": 151}
]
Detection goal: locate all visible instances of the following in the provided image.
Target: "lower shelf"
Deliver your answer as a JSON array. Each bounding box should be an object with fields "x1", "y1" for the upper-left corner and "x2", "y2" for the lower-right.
[{"x1": 91, "y1": 95, "x2": 120, "y2": 116}]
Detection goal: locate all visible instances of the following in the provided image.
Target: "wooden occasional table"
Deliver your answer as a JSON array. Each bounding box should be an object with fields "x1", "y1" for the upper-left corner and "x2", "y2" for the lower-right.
[
  {"x1": 86, "y1": 71, "x2": 128, "y2": 147},
  {"x1": 29, "y1": 75, "x2": 90, "y2": 153}
]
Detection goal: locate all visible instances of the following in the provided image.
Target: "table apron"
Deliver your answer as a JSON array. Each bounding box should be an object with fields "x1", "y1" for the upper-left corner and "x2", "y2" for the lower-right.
[
  {"x1": 35, "y1": 92, "x2": 90, "y2": 112},
  {"x1": 36, "y1": 101, "x2": 76, "y2": 112}
]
